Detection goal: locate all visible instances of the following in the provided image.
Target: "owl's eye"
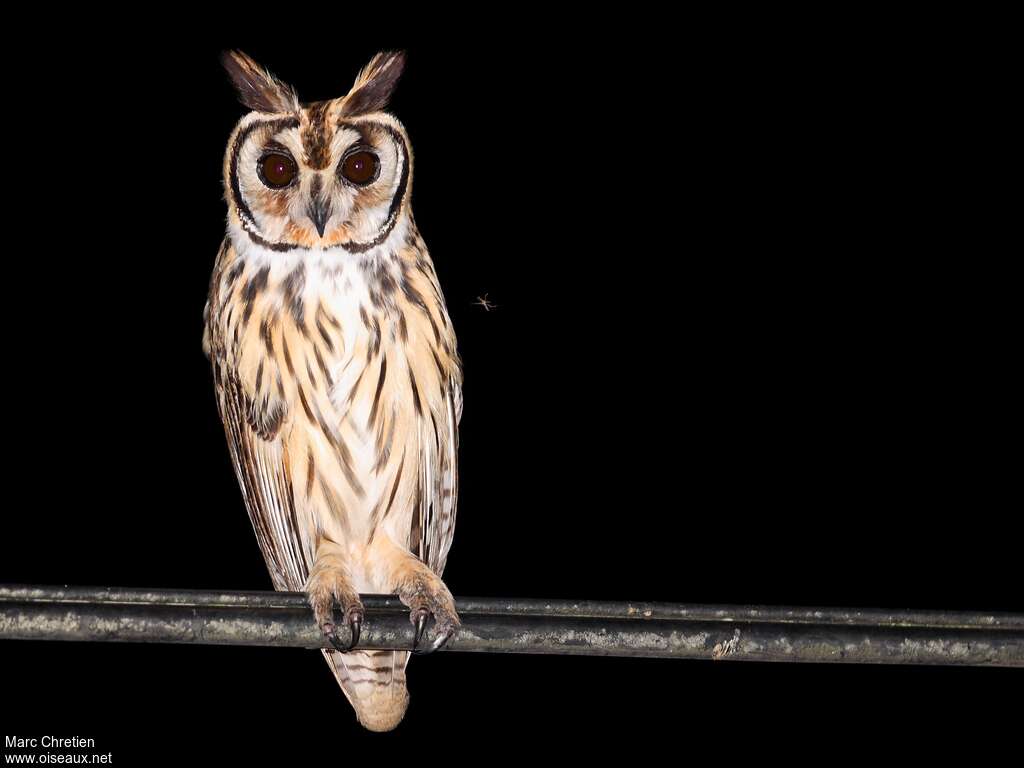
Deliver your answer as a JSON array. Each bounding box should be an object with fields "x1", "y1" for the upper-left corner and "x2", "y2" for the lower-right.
[
  {"x1": 340, "y1": 150, "x2": 379, "y2": 186},
  {"x1": 258, "y1": 153, "x2": 298, "y2": 189}
]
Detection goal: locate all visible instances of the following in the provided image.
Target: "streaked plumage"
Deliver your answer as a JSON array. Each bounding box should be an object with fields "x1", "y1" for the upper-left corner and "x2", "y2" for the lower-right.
[{"x1": 203, "y1": 51, "x2": 461, "y2": 731}]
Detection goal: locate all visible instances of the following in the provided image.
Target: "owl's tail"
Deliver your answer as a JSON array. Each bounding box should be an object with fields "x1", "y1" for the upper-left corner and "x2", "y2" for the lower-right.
[{"x1": 322, "y1": 649, "x2": 410, "y2": 732}]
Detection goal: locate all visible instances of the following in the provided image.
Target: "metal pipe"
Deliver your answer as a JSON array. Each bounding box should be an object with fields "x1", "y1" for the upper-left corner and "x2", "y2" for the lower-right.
[{"x1": 1, "y1": 585, "x2": 1020, "y2": 667}]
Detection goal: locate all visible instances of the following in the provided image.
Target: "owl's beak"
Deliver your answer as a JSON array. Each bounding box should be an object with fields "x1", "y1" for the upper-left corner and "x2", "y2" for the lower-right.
[{"x1": 308, "y1": 198, "x2": 332, "y2": 238}]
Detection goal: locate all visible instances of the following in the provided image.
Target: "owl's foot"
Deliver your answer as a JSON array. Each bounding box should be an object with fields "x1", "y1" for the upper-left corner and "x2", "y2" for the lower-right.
[
  {"x1": 307, "y1": 562, "x2": 364, "y2": 652},
  {"x1": 367, "y1": 532, "x2": 461, "y2": 653},
  {"x1": 398, "y1": 574, "x2": 460, "y2": 654}
]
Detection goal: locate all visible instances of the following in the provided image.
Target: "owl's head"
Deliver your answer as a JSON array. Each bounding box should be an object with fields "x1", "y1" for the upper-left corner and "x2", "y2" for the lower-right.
[{"x1": 222, "y1": 50, "x2": 411, "y2": 253}]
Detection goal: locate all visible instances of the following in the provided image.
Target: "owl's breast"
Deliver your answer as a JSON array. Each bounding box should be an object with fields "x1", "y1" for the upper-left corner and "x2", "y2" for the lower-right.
[{"x1": 209, "y1": 236, "x2": 460, "y2": 557}]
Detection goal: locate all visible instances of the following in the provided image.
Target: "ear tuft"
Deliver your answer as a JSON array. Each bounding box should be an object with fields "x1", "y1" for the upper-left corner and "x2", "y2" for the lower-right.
[
  {"x1": 339, "y1": 51, "x2": 406, "y2": 117},
  {"x1": 221, "y1": 50, "x2": 299, "y2": 114}
]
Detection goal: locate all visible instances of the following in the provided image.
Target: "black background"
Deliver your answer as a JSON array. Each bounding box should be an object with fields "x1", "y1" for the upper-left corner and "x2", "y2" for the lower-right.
[{"x1": 1, "y1": 16, "x2": 1018, "y2": 762}]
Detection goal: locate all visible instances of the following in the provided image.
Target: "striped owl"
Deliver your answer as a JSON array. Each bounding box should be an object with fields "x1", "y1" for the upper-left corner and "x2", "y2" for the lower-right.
[{"x1": 203, "y1": 50, "x2": 462, "y2": 732}]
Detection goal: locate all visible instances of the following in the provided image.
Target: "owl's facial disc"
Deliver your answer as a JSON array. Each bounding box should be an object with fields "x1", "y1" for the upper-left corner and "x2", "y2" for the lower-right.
[{"x1": 228, "y1": 110, "x2": 409, "y2": 252}]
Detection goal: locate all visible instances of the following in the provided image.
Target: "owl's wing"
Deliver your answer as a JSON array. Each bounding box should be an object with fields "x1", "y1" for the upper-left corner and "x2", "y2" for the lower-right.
[
  {"x1": 413, "y1": 374, "x2": 461, "y2": 576},
  {"x1": 215, "y1": 370, "x2": 311, "y2": 591},
  {"x1": 205, "y1": 244, "x2": 310, "y2": 593}
]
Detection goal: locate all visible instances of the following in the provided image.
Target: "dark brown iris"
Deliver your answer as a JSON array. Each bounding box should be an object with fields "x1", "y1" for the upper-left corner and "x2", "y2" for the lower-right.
[
  {"x1": 340, "y1": 150, "x2": 379, "y2": 185},
  {"x1": 258, "y1": 153, "x2": 297, "y2": 189}
]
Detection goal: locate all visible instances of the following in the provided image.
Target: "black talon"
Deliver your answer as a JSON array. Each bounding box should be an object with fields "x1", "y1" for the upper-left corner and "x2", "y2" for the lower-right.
[
  {"x1": 346, "y1": 608, "x2": 363, "y2": 651},
  {"x1": 411, "y1": 607, "x2": 429, "y2": 652},
  {"x1": 323, "y1": 622, "x2": 348, "y2": 653},
  {"x1": 323, "y1": 606, "x2": 363, "y2": 652}
]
